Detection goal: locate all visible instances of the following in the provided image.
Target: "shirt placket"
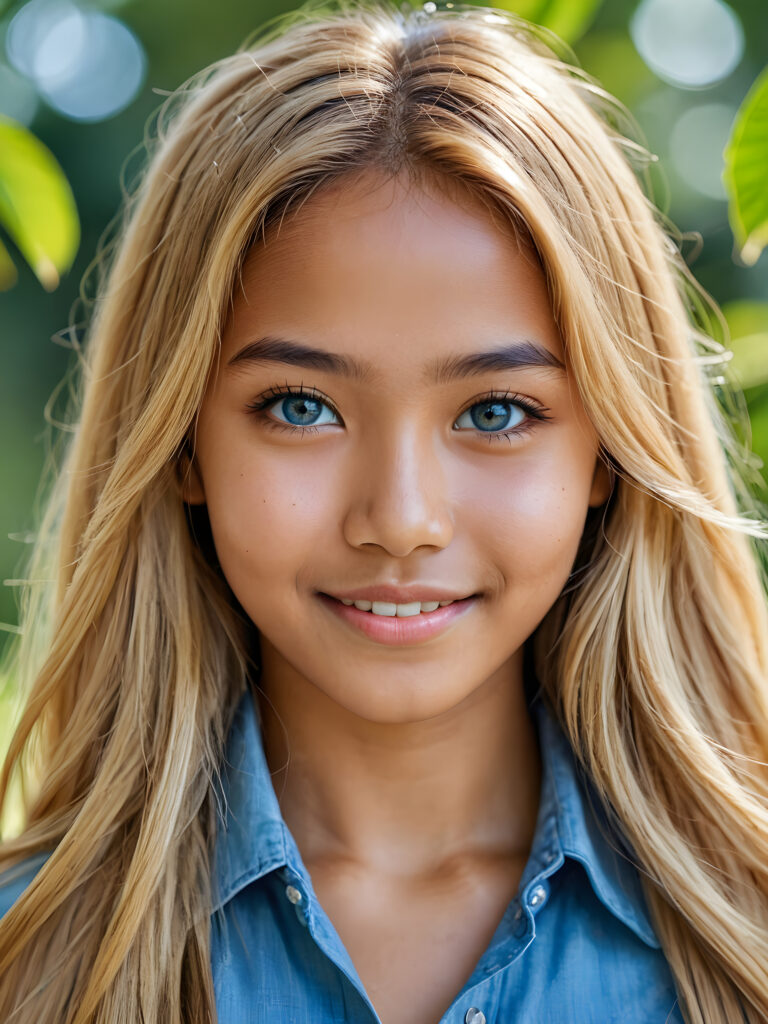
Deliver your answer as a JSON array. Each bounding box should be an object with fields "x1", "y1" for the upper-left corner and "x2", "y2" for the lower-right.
[
  {"x1": 273, "y1": 808, "x2": 565, "y2": 1024},
  {"x1": 433, "y1": 811, "x2": 564, "y2": 1024},
  {"x1": 276, "y1": 859, "x2": 384, "y2": 1023}
]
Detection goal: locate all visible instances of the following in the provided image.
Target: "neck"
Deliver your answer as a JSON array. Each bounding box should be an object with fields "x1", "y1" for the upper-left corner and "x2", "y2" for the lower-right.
[{"x1": 256, "y1": 650, "x2": 541, "y2": 879}]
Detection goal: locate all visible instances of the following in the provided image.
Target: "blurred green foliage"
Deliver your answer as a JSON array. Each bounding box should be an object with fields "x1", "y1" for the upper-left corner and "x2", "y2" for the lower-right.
[
  {"x1": 492, "y1": 0, "x2": 603, "y2": 42},
  {"x1": 0, "y1": 677, "x2": 22, "y2": 836},
  {"x1": 725, "y1": 301, "x2": 768, "y2": 389},
  {"x1": 1, "y1": 0, "x2": 767, "y2": 662}
]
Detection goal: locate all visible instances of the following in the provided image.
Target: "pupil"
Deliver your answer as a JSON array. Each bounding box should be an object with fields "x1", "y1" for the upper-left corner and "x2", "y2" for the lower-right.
[
  {"x1": 283, "y1": 396, "x2": 321, "y2": 425},
  {"x1": 471, "y1": 401, "x2": 512, "y2": 431}
]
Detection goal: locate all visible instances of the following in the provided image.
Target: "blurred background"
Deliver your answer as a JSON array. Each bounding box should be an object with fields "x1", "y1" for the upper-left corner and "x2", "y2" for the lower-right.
[{"x1": 0, "y1": 0, "x2": 766, "y2": 661}]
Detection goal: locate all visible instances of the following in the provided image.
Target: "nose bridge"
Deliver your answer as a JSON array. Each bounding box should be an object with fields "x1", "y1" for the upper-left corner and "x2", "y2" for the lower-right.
[{"x1": 342, "y1": 417, "x2": 454, "y2": 555}]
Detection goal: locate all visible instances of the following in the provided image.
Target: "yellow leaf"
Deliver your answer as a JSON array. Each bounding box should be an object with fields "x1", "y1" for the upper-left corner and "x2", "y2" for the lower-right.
[
  {"x1": 0, "y1": 235, "x2": 17, "y2": 290},
  {"x1": 0, "y1": 116, "x2": 79, "y2": 289}
]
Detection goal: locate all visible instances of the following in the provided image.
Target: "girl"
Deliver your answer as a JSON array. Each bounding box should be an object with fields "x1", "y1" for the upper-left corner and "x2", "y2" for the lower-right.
[{"x1": 1, "y1": 1, "x2": 767, "y2": 1021}]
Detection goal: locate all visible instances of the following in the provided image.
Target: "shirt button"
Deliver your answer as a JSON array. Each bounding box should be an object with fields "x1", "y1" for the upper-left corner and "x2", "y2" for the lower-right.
[
  {"x1": 464, "y1": 1009, "x2": 486, "y2": 1024},
  {"x1": 285, "y1": 884, "x2": 304, "y2": 905},
  {"x1": 528, "y1": 883, "x2": 548, "y2": 909}
]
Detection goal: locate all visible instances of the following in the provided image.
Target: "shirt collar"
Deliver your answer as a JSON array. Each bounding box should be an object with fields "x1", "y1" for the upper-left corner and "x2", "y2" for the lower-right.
[
  {"x1": 531, "y1": 696, "x2": 660, "y2": 948},
  {"x1": 212, "y1": 689, "x2": 290, "y2": 912},
  {"x1": 213, "y1": 686, "x2": 659, "y2": 948}
]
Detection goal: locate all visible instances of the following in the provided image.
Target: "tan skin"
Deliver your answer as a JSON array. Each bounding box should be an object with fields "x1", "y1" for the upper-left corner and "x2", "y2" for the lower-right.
[{"x1": 186, "y1": 169, "x2": 610, "y2": 1024}]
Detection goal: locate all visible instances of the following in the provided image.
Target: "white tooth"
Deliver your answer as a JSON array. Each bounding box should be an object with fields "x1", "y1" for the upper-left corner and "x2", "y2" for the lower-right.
[
  {"x1": 438, "y1": 600, "x2": 454, "y2": 607},
  {"x1": 354, "y1": 600, "x2": 373, "y2": 611},
  {"x1": 420, "y1": 601, "x2": 440, "y2": 612},
  {"x1": 395, "y1": 602, "x2": 422, "y2": 617},
  {"x1": 371, "y1": 601, "x2": 397, "y2": 616},
  {"x1": 340, "y1": 598, "x2": 354, "y2": 606}
]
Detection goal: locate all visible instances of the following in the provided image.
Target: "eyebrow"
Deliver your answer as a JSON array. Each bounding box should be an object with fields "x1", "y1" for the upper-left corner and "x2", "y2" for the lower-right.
[{"x1": 227, "y1": 335, "x2": 566, "y2": 383}]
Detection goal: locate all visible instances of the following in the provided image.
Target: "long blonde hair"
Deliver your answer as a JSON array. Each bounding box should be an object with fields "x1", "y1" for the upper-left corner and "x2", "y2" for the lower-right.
[{"x1": 1, "y1": 1, "x2": 767, "y2": 1020}]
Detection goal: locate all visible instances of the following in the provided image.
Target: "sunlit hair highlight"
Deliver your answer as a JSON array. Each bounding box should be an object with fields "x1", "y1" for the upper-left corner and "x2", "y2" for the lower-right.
[{"x1": 1, "y1": 1, "x2": 767, "y2": 1020}]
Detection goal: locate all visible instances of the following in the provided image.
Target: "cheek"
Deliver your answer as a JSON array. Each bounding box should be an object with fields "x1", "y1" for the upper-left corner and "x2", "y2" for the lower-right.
[
  {"x1": 200, "y1": 442, "x2": 338, "y2": 608},
  {"x1": 462, "y1": 437, "x2": 596, "y2": 590}
]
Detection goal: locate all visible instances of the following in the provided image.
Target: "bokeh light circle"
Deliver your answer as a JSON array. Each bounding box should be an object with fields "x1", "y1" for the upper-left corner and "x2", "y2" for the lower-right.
[
  {"x1": 630, "y1": 0, "x2": 743, "y2": 89},
  {"x1": 668, "y1": 103, "x2": 735, "y2": 200},
  {"x1": 6, "y1": 0, "x2": 146, "y2": 122}
]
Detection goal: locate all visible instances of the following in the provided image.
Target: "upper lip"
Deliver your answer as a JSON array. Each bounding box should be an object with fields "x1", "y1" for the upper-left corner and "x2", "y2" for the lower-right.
[{"x1": 321, "y1": 585, "x2": 477, "y2": 604}]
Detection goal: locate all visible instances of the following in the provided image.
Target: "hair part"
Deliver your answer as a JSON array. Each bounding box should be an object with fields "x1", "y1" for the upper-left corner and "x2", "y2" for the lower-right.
[{"x1": 1, "y1": 1, "x2": 767, "y2": 1020}]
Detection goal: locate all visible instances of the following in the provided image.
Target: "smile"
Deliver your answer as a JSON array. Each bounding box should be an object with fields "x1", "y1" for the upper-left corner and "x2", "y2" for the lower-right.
[
  {"x1": 317, "y1": 593, "x2": 478, "y2": 645},
  {"x1": 337, "y1": 598, "x2": 456, "y2": 616}
]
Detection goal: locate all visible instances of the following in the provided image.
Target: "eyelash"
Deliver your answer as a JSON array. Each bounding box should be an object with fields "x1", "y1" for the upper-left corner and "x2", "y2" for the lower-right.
[{"x1": 244, "y1": 382, "x2": 552, "y2": 444}]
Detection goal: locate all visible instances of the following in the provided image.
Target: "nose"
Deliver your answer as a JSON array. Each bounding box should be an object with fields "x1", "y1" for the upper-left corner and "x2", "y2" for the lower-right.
[{"x1": 341, "y1": 425, "x2": 455, "y2": 557}]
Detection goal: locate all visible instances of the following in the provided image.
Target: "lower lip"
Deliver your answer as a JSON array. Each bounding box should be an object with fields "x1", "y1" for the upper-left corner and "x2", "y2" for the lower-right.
[{"x1": 317, "y1": 593, "x2": 478, "y2": 646}]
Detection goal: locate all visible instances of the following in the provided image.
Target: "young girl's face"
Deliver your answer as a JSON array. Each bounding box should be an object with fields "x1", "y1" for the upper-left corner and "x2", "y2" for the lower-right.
[{"x1": 187, "y1": 169, "x2": 609, "y2": 723}]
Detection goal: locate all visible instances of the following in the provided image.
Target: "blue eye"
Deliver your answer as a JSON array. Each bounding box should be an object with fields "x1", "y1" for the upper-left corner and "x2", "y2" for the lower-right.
[
  {"x1": 270, "y1": 394, "x2": 339, "y2": 427},
  {"x1": 454, "y1": 400, "x2": 526, "y2": 433},
  {"x1": 247, "y1": 387, "x2": 548, "y2": 440}
]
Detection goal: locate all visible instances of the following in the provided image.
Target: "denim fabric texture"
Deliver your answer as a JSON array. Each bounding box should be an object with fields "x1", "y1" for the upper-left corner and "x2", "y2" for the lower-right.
[{"x1": 1, "y1": 687, "x2": 684, "y2": 1023}]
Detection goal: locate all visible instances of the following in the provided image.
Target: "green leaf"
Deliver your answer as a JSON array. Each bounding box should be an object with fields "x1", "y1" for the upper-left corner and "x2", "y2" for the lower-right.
[
  {"x1": 723, "y1": 67, "x2": 768, "y2": 266},
  {"x1": 723, "y1": 300, "x2": 768, "y2": 390},
  {"x1": 466, "y1": 0, "x2": 603, "y2": 43},
  {"x1": 0, "y1": 116, "x2": 80, "y2": 290}
]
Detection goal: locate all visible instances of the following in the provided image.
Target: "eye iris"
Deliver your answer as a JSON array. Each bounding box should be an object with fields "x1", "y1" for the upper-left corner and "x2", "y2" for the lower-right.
[
  {"x1": 281, "y1": 396, "x2": 322, "y2": 425},
  {"x1": 470, "y1": 401, "x2": 521, "y2": 432}
]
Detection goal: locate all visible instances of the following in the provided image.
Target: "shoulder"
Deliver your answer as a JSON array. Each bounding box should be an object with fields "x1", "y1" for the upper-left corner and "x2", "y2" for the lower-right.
[{"x1": 0, "y1": 850, "x2": 52, "y2": 919}]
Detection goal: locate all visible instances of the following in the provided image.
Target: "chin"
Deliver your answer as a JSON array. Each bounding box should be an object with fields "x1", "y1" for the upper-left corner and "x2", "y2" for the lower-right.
[{"x1": 328, "y1": 680, "x2": 483, "y2": 725}]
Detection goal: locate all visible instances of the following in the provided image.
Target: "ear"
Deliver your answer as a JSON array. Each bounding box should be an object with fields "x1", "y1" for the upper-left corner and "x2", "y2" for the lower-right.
[
  {"x1": 176, "y1": 446, "x2": 207, "y2": 505},
  {"x1": 588, "y1": 452, "x2": 614, "y2": 508}
]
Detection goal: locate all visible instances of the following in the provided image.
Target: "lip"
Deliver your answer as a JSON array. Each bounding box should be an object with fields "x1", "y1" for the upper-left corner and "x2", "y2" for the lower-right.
[
  {"x1": 317, "y1": 592, "x2": 478, "y2": 646},
  {"x1": 322, "y1": 585, "x2": 477, "y2": 604}
]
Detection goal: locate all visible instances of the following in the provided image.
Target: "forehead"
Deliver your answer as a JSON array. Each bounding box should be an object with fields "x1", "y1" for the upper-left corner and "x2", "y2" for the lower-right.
[{"x1": 222, "y1": 170, "x2": 563, "y2": 373}]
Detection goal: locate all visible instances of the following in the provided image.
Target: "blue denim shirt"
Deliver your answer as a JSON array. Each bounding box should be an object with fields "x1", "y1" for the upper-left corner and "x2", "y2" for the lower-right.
[{"x1": 1, "y1": 689, "x2": 683, "y2": 1023}]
